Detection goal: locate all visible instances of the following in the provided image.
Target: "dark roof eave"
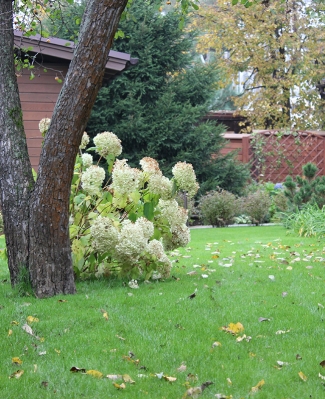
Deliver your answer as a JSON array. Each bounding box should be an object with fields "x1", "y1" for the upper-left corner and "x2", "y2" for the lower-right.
[{"x1": 13, "y1": 30, "x2": 133, "y2": 73}]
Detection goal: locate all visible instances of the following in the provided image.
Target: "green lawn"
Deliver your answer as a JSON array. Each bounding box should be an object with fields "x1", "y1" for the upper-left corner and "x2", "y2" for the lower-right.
[{"x1": 1, "y1": 226, "x2": 325, "y2": 398}]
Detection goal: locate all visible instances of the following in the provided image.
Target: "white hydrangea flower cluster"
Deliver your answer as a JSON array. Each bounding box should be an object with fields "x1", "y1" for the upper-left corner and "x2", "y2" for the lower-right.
[
  {"x1": 158, "y1": 199, "x2": 190, "y2": 251},
  {"x1": 90, "y1": 216, "x2": 119, "y2": 254},
  {"x1": 114, "y1": 219, "x2": 149, "y2": 263},
  {"x1": 39, "y1": 118, "x2": 51, "y2": 135},
  {"x1": 81, "y1": 153, "x2": 93, "y2": 169},
  {"x1": 93, "y1": 131, "x2": 122, "y2": 158},
  {"x1": 139, "y1": 157, "x2": 161, "y2": 175},
  {"x1": 81, "y1": 165, "x2": 105, "y2": 196},
  {"x1": 146, "y1": 239, "x2": 172, "y2": 277},
  {"x1": 163, "y1": 224, "x2": 191, "y2": 251},
  {"x1": 172, "y1": 162, "x2": 199, "y2": 197},
  {"x1": 110, "y1": 159, "x2": 141, "y2": 195},
  {"x1": 139, "y1": 157, "x2": 173, "y2": 199},
  {"x1": 148, "y1": 174, "x2": 173, "y2": 200},
  {"x1": 158, "y1": 199, "x2": 188, "y2": 228},
  {"x1": 135, "y1": 217, "x2": 154, "y2": 240},
  {"x1": 80, "y1": 132, "x2": 90, "y2": 150}
]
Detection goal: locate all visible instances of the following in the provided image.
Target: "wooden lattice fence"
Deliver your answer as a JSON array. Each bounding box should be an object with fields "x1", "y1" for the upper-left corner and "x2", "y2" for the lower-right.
[{"x1": 222, "y1": 130, "x2": 325, "y2": 182}]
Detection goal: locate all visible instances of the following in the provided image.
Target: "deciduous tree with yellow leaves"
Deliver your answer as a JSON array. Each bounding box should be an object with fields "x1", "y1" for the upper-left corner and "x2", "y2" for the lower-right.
[{"x1": 192, "y1": 0, "x2": 325, "y2": 130}]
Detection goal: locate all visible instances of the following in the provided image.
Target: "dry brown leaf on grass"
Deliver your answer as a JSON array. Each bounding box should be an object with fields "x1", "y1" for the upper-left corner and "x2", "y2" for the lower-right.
[
  {"x1": 163, "y1": 375, "x2": 177, "y2": 382},
  {"x1": 22, "y1": 323, "x2": 41, "y2": 340},
  {"x1": 9, "y1": 370, "x2": 24, "y2": 379},
  {"x1": 177, "y1": 363, "x2": 187, "y2": 372},
  {"x1": 258, "y1": 317, "x2": 270, "y2": 322},
  {"x1": 183, "y1": 381, "x2": 213, "y2": 398},
  {"x1": 122, "y1": 355, "x2": 140, "y2": 365},
  {"x1": 320, "y1": 360, "x2": 325, "y2": 367},
  {"x1": 70, "y1": 366, "x2": 86, "y2": 373}
]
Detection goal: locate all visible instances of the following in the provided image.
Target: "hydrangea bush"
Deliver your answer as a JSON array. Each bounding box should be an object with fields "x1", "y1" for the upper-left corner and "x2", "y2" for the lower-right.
[{"x1": 66, "y1": 129, "x2": 199, "y2": 280}]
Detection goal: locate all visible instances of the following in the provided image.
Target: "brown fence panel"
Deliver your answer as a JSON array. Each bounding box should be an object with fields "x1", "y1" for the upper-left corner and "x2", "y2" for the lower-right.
[{"x1": 223, "y1": 131, "x2": 325, "y2": 182}]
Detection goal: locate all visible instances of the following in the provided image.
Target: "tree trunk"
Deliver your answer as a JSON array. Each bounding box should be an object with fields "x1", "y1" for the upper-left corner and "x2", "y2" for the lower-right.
[
  {"x1": 0, "y1": 0, "x2": 128, "y2": 298},
  {"x1": 28, "y1": 0, "x2": 128, "y2": 298},
  {"x1": 0, "y1": 0, "x2": 35, "y2": 285}
]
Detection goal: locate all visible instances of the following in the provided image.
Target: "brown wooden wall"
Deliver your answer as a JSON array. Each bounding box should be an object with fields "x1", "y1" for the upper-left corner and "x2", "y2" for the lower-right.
[
  {"x1": 223, "y1": 131, "x2": 325, "y2": 182},
  {"x1": 18, "y1": 63, "x2": 68, "y2": 170}
]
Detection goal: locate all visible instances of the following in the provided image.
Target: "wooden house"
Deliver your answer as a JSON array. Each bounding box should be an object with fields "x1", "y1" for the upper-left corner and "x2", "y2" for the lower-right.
[{"x1": 14, "y1": 30, "x2": 137, "y2": 170}]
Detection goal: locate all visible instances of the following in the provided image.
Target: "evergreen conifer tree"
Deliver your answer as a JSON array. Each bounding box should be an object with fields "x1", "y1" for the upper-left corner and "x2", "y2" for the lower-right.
[{"x1": 45, "y1": 0, "x2": 250, "y2": 195}]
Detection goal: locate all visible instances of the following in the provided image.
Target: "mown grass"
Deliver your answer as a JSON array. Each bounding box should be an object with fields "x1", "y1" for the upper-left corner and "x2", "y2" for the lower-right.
[{"x1": 1, "y1": 226, "x2": 325, "y2": 398}]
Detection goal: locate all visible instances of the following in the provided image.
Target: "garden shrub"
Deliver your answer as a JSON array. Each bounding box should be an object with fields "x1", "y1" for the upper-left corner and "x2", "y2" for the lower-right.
[
  {"x1": 39, "y1": 120, "x2": 199, "y2": 281},
  {"x1": 242, "y1": 189, "x2": 272, "y2": 225},
  {"x1": 198, "y1": 189, "x2": 239, "y2": 227}
]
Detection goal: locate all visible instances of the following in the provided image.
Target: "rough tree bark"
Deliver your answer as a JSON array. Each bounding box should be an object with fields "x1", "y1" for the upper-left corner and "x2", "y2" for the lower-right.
[
  {"x1": 0, "y1": 0, "x2": 128, "y2": 298},
  {"x1": 0, "y1": 0, "x2": 35, "y2": 285}
]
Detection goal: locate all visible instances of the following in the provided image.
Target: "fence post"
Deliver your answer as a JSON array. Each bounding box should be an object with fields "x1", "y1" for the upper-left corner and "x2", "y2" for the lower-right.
[{"x1": 242, "y1": 136, "x2": 250, "y2": 163}]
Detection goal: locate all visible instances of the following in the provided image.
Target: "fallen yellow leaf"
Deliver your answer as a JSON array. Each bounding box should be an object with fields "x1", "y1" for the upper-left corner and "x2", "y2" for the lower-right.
[
  {"x1": 298, "y1": 371, "x2": 307, "y2": 382},
  {"x1": 27, "y1": 316, "x2": 39, "y2": 324},
  {"x1": 164, "y1": 375, "x2": 177, "y2": 382},
  {"x1": 102, "y1": 312, "x2": 109, "y2": 321},
  {"x1": 221, "y1": 322, "x2": 244, "y2": 335},
  {"x1": 251, "y1": 379, "x2": 265, "y2": 393},
  {"x1": 8, "y1": 329, "x2": 13, "y2": 336},
  {"x1": 12, "y1": 357, "x2": 22, "y2": 365},
  {"x1": 123, "y1": 374, "x2": 135, "y2": 384},
  {"x1": 113, "y1": 382, "x2": 126, "y2": 389},
  {"x1": 86, "y1": 369, "x2": 103, "y2": 378}
]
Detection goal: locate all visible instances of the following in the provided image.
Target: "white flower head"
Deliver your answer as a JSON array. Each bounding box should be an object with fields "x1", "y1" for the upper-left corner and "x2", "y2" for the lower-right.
[
  {"x1": 80, "y1": 132, "x2": 90, "y2": 150},
  {"x1": 163, "y1": 224, "x2": 190, "y2": 251},
  {"x1": 158, "y1": 199, "x2": 188, "y2": 228},
  {"x1": 172, "y1": 162, "x2": 199, "y2": 197},
  {"x1": 110, "y1": 159, "x2": 141, "y2": 195},
  {"x1": 140, "y1": 157, "x2": 162, "y2": 175},
  {"x1": 90, "y1": 216, "x2": 119, "y2": 253},
  {"x1": 81, "y1": 165, "x2": 105, "y2": 196},
  {"x1": 135, "y1": 217, "x2": 154, "y2": 240},
  {"x1": 81, "y1": 153, "x2": 93, "y2": 169},
  {"x1": 39, "y1": 118, "x2": 51, "y2": 135},
  {"x1": 115, "y1": 219, "x2": 147, "y2": 263},
  {"x1": 148, "y1": 174, "x2": 173, "y2": 200},
  {"x1": 93, "y1": 131, "x2": 122, "y2": 158}
]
